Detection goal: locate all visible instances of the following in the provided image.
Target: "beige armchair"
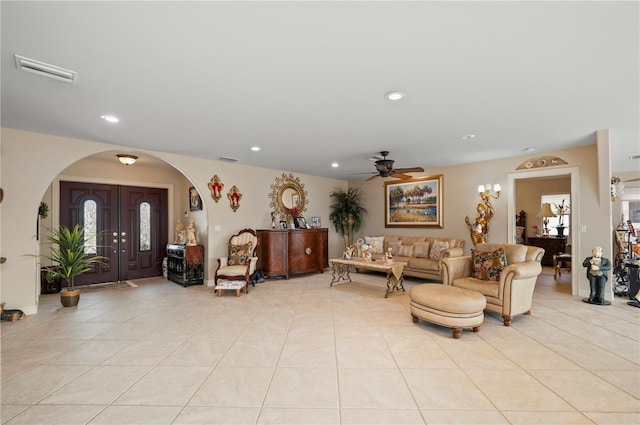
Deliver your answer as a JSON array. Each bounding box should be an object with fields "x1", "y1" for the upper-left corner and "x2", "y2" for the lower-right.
[
  {"x1": 214, "y1": 228, "x2": 259, "y2": 294},
  {"x1": 441, "y1": 243, "x2": 544, "y2": 326}
]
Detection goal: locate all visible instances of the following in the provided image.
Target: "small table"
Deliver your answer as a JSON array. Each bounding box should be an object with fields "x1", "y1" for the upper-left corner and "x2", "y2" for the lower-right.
[
  {"x1": 329, "y1": 258, "x2": 407, "y2": 298},
  {"x1": 215, "y1": 280, "x2": 246, "y2": 297}
]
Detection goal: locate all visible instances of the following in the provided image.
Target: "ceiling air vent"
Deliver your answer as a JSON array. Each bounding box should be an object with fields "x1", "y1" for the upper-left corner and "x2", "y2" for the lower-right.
[
  {"x1": 14, "y1": 54, "x2": 78, "y2": 84},
  {"x1": 218, "y1": 156, "x2": 238, "y2": 163}
]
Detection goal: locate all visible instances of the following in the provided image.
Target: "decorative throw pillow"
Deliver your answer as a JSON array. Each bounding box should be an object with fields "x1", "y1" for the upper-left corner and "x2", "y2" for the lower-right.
[
  {"x1": 364, "y1": 236, "x2": 384, "y2": 254},
  {"x1": 472, "y1": 248, "x2": 507, "y2": 281},
  {"x1": 386, "y1": 240, "x2": 402, "y2": 256},
  {"x1": 398, "y1": 244, "x2": 414, "y2": 257},
  {"x1": 429, "y1": 240, "x2": 449, "y2": 261},
  {"x1": 413, "y1": 241, "x2": 430, "y2": 258},
  {"x1": 227, "y1": 242, "x2": 253, "y2": 266}
]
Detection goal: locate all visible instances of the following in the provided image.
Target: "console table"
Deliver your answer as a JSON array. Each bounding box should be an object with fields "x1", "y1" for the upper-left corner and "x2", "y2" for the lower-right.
[
  {"x1": 528, "y1": 236, "x2": 567, "y2": 266},
  {"x1": 256, "y1": 228, "x2": 328, "y2": 279}
]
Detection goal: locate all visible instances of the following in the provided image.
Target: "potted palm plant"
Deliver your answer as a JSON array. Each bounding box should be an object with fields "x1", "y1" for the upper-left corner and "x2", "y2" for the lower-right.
[
  {"x1": 329, "y1": 187, "x2": 368, "y2": 249},
  {"x1": 39, "y1": 224, "x2": 108, "y2": 307}
]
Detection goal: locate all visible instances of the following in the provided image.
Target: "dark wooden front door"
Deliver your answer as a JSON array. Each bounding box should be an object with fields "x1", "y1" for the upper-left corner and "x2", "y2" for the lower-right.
[{"x1": 60, "y1": 181, "x2": 168, "y2": 285}]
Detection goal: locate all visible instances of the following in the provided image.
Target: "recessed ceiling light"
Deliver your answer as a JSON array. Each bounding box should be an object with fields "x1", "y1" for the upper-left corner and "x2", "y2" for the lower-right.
[
  {"x1": 384, "y1": 91, "x2": 405, "y2": 101},
  {"x1": 251, "y1": 146, "x2": 261, "y2": 152},
  {"x1": 116, "y1": 154, "x2": 137, "y2": 165},
  {"x1": 522, "y1": 147, "x2": 536, "y2": 152},
  {"x1": 461, "y1": 134, "x2": 476, "y2": 140},
  {"x1": 331, "y1": 162, "x2": 339, "y2": 168},
  {"x1": 101, "y1": 114, "x2": 119, "y2": 123}
]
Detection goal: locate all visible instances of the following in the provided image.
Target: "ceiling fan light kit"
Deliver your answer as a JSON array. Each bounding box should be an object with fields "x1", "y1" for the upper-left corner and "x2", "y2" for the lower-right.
[{"x1": 362, "y1": 151, "x2": 424, "y2": 181}]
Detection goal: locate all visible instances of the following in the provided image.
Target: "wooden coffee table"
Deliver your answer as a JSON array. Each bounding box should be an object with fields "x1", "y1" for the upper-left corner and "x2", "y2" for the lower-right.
[{"x1": 329, "y1": 258, "x2": 407, "y2": 298}]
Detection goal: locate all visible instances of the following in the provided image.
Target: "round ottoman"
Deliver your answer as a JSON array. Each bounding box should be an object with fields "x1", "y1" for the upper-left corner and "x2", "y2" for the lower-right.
[{"x1": 410, "y1": 284, "x2": 486, "y2": 339}]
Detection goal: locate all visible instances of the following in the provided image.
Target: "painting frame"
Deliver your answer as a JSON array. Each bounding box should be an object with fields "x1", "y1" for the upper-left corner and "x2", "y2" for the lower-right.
[
  {"x1": 384, "y1": 175, "x2": 443, "y2": 228},
  {"x1": 310, "y1": 216, "x2": 321, "y2": 229},
  {"x1": 189, "y1": 186, "x2": 202, "y2": 211}
]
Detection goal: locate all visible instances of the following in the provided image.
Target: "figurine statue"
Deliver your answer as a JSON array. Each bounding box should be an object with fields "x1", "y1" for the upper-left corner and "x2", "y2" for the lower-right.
[
  {"x1": 582, "y1": 246, "x2": 612, "y2": 305},
  {"x1": 174, "y1": 220, "x2": 186, "y2": 244},
  {"x1": 186, "y1": 219, "x2": 197, "y2": 246},
  {"x1": 271, "y1": 211, "x2": 276, "y2": 229}
]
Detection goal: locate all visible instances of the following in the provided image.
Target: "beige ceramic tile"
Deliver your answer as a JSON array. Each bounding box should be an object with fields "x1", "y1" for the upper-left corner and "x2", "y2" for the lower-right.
[
  {"x1": 340, "y1": 408, "x2": 425, "y2": 424},
  {"x1": 173, "y1": 407, "x2": 260, "y2": 425},
  {"x1": 403, "y1": 368, "x2": 494, "y2": 410},
  {"x1": 39, "y1": 365, "x2": 151, "y2": 405},
  {"x1": 501, "y1": 410, "x2": 595, "y2": 424},
  {"x1": 188, "y1": 367, "x2": 273, "y2": 407},
  {"x1": 257, "y1": 408, "x2": 340, "y2": 424},
  {"x1": 87, "y1": 405, "x2": 181, "y2": 424},
  {"x1": 583, "y1": 412, "x2": 640, "y2": 424},
  {"x1": 420, "y1": 409, "x2": 508, "y2": 424},
  {"x1": 263, "y1": 368, "x2": 338, "y2": 408},
  {"x1": 338, "y1": 368, "x2": 417, "y2": 409},
  {"x1": 114, "y1": 366, "x2": 211, "y2": 406},
  {"x1": 1, "y1": 365, "x2": 91, "y2": 405},
  {"x1": 3, "y1": 404, "x2": 105, "y2": 425}
]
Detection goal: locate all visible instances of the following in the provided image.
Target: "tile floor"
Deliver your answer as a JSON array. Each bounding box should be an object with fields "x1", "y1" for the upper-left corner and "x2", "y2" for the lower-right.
[{"x1": 1, "y1": 268, "x2": 638, "y2": 424}]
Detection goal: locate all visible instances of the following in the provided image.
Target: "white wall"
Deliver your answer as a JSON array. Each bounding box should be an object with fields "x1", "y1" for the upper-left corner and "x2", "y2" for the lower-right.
[{"x1": 0, "y1": 128, "x2": 346, "y2": 313}]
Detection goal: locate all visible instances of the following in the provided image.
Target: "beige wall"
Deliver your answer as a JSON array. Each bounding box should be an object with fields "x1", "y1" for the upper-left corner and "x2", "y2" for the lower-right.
[
  {"x1": 351, "y1": 143, "x2": 612, "y2": 299},
  {"x1": 0, "y1": 128, "x2": 346, "y2": 313},
  {"x1": 0, "y1": 127, "x2": 615, "y2": 313},
  {"x1": 516, "y1": 177, "x2": 571, "y2": 238}
]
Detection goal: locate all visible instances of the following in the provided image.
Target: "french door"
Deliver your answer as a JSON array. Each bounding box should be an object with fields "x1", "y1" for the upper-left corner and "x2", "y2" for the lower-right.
[{"x1": 59, "y1": 181, "x2": 168, "y2": 286}]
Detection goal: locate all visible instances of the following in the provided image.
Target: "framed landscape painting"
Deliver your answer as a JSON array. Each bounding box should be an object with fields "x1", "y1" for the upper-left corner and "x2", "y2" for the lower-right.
[{"x1": 384, "y1": 175, "x2": 443, "y2": 228}]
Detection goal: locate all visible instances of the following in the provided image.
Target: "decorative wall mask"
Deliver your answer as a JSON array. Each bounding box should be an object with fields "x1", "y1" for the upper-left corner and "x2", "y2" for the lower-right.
[
  {"x1": 227, "y1": 186, "x2": 242, "y2": 212},
  {"x1": 208, "y1": 175, "x2": 224, "y2": 203},
  {"x1": 268, "y1": 173, "x2": 308, "y2": 220}
]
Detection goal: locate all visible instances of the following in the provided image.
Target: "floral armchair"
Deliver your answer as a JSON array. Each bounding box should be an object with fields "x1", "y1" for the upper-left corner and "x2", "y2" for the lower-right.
[{"x1": 214, "y1": 228, "x2": 259, "y2": 294}]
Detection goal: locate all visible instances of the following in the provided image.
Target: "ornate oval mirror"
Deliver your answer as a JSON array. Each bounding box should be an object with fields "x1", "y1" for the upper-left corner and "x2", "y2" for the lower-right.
[{"x1": 269, "y1": 173, "x2": 308, "y2": 220}]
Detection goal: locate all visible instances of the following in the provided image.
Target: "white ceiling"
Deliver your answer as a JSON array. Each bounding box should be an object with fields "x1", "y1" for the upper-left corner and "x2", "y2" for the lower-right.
[{"x1": 2, "y1": 1, "x2": 638, "y2": 179}]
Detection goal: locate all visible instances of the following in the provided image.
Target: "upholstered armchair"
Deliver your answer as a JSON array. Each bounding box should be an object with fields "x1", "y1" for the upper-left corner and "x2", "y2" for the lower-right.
[
  {"x1": 441, "y1": 243, "x2": 544, "y2": 326},
  {"x1": 214, "y1": 228, "x2": 259, "y2": 294}
]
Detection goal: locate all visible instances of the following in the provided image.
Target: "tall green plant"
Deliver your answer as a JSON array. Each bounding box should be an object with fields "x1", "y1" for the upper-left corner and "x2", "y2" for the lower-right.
[
  {"x1": 329, "y1": 187, "x2": 368, "y2": 248},
  {"x1": 39, "y1": 224, "x2": 108, "y2": 290}
]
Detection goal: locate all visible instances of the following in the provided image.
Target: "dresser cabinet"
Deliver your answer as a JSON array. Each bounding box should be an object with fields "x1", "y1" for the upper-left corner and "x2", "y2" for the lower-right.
[
  {"x1": 528, "y1": 237, "x2": 566, "y2": 266},
  {"x1": 166, "y1": 244, "x2": 204, "y2": 286},
  {"x1": 257, "y1": 228, "x2": 328, "y2": 279}
]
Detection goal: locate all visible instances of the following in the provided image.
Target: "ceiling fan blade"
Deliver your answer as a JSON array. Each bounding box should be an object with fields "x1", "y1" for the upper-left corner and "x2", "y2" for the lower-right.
[
  {"x1": 623, "y1": 177, "x2": 640, "y2": 182},
  {"x1": 389, "y1": 173, "x2": 413, "y2": 180},
  {"x1": 393, "y1": 167, "x2": 424, "y2": 174}
]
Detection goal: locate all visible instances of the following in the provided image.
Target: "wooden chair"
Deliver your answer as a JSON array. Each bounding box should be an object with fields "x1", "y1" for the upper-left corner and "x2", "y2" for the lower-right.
[{"x1": 214, "y1": 229, "x2": 259, "y2": 294}]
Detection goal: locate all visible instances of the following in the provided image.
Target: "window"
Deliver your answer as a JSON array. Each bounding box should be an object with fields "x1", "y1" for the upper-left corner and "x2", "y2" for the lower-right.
[
  {"x1": 139, "y1": 202, "x2": 151, "y2": 251},
  {"x1": 83, "y1": 200, "x2": 97, "y2": 254},
  {"x1": 540, "y1": 194, "x2": 570, "y2": 236}
]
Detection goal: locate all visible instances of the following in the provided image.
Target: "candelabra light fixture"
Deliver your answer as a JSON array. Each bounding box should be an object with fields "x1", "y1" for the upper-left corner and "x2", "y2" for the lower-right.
[
  {"x1": 465, "y1": 183, "x2": 501, "y2": 247},
  {"x1": 536, "y1": 202, "x2": 556, "y2": 237}
]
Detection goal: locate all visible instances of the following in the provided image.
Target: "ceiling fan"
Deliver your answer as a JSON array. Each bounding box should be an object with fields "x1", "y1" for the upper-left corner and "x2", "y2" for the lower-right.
[{"x1": 357, "y1": 151, "x2": 424, "y2": 181}]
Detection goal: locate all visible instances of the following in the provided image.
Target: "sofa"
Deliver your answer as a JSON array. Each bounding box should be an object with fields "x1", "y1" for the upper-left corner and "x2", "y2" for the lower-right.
[
  {"x1": 441, "y1": 243, "x2": 544, "y2": 326},
  {"x1": 360, "y1": 235, "x2": 465, "y2": 281}
]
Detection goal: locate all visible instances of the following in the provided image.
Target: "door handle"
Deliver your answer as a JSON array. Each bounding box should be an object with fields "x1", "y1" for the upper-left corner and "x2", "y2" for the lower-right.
[
  {"x1": 121, "y1": 238, "x2": 126, "y2": 243},
  {"x1": 121, "y1": 232, "x2": 126, "y2": 236},
  {"x1": 113, "y1": 239, "x2": 118, "y2": 243},
  {"x1": 113, "y1": 232, "x2": 118, "y2": 237}
]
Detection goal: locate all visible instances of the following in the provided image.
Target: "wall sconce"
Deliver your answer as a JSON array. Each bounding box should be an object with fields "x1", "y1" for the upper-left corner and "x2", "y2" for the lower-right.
[
  {"x1": 536, "y1": 202, "x2": 556, "y2": 237},
  {"x1": 117, "y1": 154, "x2": 137, "y2": 165},
  {"x1": 465, "y1": 183, "x2": 501, "y2": 247}
]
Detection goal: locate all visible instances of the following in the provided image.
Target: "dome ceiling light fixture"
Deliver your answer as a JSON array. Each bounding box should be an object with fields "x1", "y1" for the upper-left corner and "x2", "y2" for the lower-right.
[
  {"x1": 117, "y1": 154, "x2": 138, "y2": 165},
  {"x1": 384, "y1": 91, "x2": 405, "y2": 101}
]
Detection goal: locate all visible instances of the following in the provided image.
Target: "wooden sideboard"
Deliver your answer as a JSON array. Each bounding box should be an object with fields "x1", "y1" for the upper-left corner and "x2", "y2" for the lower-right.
[
  {"x1": 528, "y1": 236, "x2": 567, "y2": 266},
  {"x1": 256, "y1": 228, "x2": 328, "y2": 279}
]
